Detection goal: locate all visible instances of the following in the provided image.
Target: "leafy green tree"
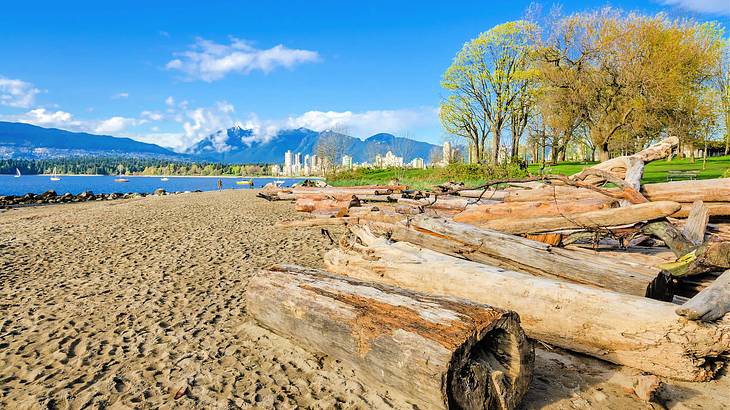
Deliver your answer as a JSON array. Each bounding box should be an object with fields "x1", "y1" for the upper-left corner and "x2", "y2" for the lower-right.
[{"x1": 441, "y1": 20, "x2": 537, "y2": 163}]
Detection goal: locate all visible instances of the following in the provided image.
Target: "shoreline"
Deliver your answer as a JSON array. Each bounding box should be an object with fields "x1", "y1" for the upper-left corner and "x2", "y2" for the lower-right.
[{"x1": 3, "y1": 174, "x2": 323, "y2": 180}]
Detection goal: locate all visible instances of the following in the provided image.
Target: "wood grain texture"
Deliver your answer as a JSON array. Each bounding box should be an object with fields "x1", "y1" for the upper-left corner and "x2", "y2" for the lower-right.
[{"x1": 247, "y1": 265, "x2": 533, "y2": 410}]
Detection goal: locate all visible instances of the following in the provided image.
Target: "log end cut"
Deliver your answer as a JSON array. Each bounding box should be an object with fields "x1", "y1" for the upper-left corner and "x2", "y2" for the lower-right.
[{"x1": 447, "y1": 311, "x2": 533, "y2": 410}]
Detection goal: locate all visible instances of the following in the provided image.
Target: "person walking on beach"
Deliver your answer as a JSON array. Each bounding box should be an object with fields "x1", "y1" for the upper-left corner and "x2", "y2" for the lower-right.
[{"x1": 217, "y1": 179, "x2": 223, "y2": 190}]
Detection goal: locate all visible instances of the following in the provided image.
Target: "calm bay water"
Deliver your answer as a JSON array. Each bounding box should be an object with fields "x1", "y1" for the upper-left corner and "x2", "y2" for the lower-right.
[{"x1": 0, "y1": 175, "x2": 303, "y2": 196}]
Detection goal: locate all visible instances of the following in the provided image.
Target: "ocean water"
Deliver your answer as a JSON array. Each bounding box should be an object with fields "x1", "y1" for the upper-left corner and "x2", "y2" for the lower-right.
[{"x1": 0, "y1": 175, "x2": 304, "y2": 196}]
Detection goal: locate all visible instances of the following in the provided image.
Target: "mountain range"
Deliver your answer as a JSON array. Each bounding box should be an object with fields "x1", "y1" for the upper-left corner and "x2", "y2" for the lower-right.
[{"x1": 0, "y1": 121, "x2": 441, "y2": 164}]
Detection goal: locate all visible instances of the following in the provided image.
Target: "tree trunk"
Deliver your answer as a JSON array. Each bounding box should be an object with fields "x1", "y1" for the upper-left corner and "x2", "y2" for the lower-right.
[
  {"x1": 248, "y1": 265, "x2": 534, "y2": 410},
  {"x1": 598, "y1": 141, "x2": 610, "y2": 162},
  {"x1": 324, "y1": 228, "x2": 730, "y2": 381},
  {"x1": 361, "y1": 215, "x2": 663, "y2": 297},
  {"x1": 483, "y1": 201, "x2": 681, "y2": 235},
  {"x1": 642, "y1": 179, "x2": 730, "y2": 202},
  {"x1": 492, "y1": 124, "x2": 500, "y2": 164}
]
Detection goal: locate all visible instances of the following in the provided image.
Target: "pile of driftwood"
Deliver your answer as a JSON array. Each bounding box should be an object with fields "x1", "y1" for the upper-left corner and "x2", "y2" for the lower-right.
[{"x1": 251, "y1": 136, "x2": 730, "y2": 409}]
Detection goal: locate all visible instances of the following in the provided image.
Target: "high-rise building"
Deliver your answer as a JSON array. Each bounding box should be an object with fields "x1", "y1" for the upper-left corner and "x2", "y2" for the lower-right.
[
  {"x1": 409, "y1": 157, "x2": 425, "y2": 169},
  {"x1": 443, "y1": 141, "x2": 452, "y2": 165},
  {"x1": 342, "y1": 155, "x2": 353, "y2": 169},
  {"x1": 284, "y1": 150, "x2": 293, "y2": 176}
]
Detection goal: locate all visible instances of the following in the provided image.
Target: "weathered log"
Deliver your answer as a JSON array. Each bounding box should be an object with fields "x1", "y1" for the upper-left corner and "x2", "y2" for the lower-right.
[
  {"x1": 676, "y1": 270, "x2": 730, "y2": 322},
  {"x1": 398, "y1": 196, "x2": 500, "y2": 212},
  {"x1": 658, "y1": 241, "x2": 730, "y2": 277},
  {"x1": 642, "y1": 179, "x2": 730, "y2": 203},
  {"x1": 365, "y1": 215, "x2": 661, "y2": 297},
  {"x1": 483, "y1": 201, "x2": 681, "y2": 234},
  {"x1": 683, "y1": 201, "x2": 710, "y2": 245},
  {"x1": 325, "y1": 227, "x2": 730, "y2": 381},
  {"x1": 294, "y1": 197, "x2": 360, "y2": 213},
  {"x1": 453, "y1": 199, "x2": 617, "y2": 224},
  {"x1": 672, "y1": 202, "x2": 730, "y2": 218},
  {"x1": 248, "y1": 265, "x2": 533, "y2": 410},
  {"x1": 579, "y1": 136, "x2": 678, "y2": 184},
  {"x1": 641, "y1": 221, "x2": 694, "y2": 256},
  {"x1": 502, "y1": 179, "x2": 730, "y2": 205}
]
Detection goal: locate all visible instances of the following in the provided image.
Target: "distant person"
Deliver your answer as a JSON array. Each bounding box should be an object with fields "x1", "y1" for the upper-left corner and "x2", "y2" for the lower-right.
[{"x1": 217, "y1": 179, "x2": 223, "y2": 190}]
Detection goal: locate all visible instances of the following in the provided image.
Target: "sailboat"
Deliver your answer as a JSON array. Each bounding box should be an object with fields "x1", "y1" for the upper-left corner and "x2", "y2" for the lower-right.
[
  {"x1": 160, "y1": 176, "x2": 169, "y2": 182},
  {"x1": 14, "y1": 168, "x2": 21, "y2": 178},
  {"x1": 50, "y1": 167, "x2": 61, "y2": 181},
  {"x1": 114, "y1": 171, "x2": 129, "y2": 183}
]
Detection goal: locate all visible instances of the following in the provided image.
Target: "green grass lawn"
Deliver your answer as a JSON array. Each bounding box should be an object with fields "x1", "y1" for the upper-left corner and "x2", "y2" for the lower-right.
[
  {"x1": 326, "y1": 156, "x2": 730, "y2": 188},
  {"x1": 529, "y1": 156, "x2": 730, "y2": 184}
]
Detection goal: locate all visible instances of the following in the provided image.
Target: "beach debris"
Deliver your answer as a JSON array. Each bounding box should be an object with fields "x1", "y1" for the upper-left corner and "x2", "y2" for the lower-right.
[
  {"x1": 154, "y1": 188, "x2": 166, "y2": 196},
  {"x1": 324, "y1": 225, "x2": 730, "y2": 381},
  {"x1": 259, "y1": 136, "x2": 730, "y2": 389},
  {"x1": 248, "y1": 264, "x2": 534, "y2": 410}
]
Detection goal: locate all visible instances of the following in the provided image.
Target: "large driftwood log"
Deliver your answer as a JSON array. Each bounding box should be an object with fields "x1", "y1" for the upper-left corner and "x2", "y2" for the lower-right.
[
  {"x1": 362, "y1": 215, "x2": 661, "y2": 297},
  {"x1": 579, "y1": 136, "x2": 678, "y2": 184},
  {"x1": 324, "y1": 227, "x2": 730, "y2": 381},
  {"x1": 672, "y1": 202, "x2": 730, "y2": 218},
  {"x1": 642, "y1": 179, "x2": 730, "y2": 203},
  {"x1": 501, "y1": 179, "x2": 730, "y2": 205},
  {"x1": 676, "y1": 270, "x2": 730, "y2": 322},
  {"x1": 453, "y1": 199, "x2": 617, "y2": 224},
  {"x1": 248, "y1": 265, "x2": 533, "y2": 410},
  {"x1": 483, "y1": 201, "x2": 681, "y2": 234}
]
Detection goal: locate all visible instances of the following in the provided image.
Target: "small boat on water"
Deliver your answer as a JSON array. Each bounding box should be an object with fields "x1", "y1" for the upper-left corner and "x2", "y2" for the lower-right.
[
  {"x1": 160, "y1": 177, "x2": 169, "y2": 182},
  {"x1": 236, "y1": 179, "x2": 254, "y2": 186},
  {"x1": 274, "y1": 180, "x2": 285, "y2": 185},
  {"x1": 50, "y1": 167, "x2": 61, "y2": 181},
  {"x1": 14, "y1": 168, "x2": 21, "y2": 178},
  {"x1": 114, "y1": 171, "x2": 129, "y2": 183}
]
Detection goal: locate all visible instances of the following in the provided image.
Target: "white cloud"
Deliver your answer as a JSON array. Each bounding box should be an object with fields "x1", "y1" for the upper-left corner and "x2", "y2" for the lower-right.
[
  {"x1": 10, "y1": 108, "x2": 80, "y2": 128},
  {"x1": 165, "y1": 96, "x2": 175, "y2": 106},
  {"x1": 112, "y1": 92, "x2": 129, "y2": 99},
  {"x1": 141, "y1": 110, "x2": 163, "y2": 121},
  {"x1": 0, "y1": 76, "x2": 41, "y2": 108},
  {"x1": 284, "y1": 108, "x2": 439, "y2": 139},
  {"x1": 166, "y1": 37, "x2": 320, "y2": 82},
  {"x1": 94, "y1": 116, "x2": 139, "y2": 134},
  {"x1": 659, "y1": 0, "x2": 730, "y2": 15}
]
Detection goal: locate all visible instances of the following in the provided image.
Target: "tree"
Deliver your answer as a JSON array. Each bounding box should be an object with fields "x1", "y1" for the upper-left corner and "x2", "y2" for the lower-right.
[
  {"x1": 316, "y1": 127, "x2": 349, "y2": 176},
  {"x1": 441, "y1": 20, "x2": 537, "y2": 164},
  {"x1": 716, "y1": 40, "x2": 730, "y2": 155},
  {"x1": 534, "y1": 9, "x2": 724, "y2": 161}
]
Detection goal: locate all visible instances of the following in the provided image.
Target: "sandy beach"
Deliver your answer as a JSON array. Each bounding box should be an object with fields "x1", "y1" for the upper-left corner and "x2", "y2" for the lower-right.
[{"x1": 1, "y1": 190, "x2": 728, "y2": 409}]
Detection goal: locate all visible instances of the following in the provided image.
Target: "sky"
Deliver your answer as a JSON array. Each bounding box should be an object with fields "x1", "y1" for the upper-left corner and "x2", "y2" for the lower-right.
[{"x1": 0, "y1": 0, "x2": 728, "y2": 150}]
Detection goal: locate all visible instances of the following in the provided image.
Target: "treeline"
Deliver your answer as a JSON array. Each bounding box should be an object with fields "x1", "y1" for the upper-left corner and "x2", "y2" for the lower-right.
[
  {"x1": 0, "y1": 157, "x2": 273, "y2": 176},
  {"x1": 440, "y1": 7, "x2": 730, "y2": 165}
]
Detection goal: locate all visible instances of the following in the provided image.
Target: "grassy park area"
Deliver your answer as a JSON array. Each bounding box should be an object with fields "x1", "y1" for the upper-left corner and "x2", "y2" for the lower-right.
[{"x1": 327, "y1": 156, "x2": 730, "y2": 189}]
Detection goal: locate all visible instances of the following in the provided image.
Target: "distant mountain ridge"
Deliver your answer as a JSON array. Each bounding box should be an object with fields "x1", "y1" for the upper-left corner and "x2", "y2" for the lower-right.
[
  {"x1": 0, "y1": 121, "x2": 179, "y2": 159},
  {"x1": 0, "y1": 121, "x2": 440, "y2": 164},
  {"x1": 187, "y1": 126, "x2": 440, "y2": 164}
]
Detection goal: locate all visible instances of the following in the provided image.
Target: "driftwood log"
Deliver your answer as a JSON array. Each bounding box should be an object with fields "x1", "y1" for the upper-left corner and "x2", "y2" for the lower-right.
[
  {"x1": 247, "y1": 265, "x2": 533, "y2": 410},
  {"x1": 579, "y1": 136, "x2": 678, "y2": 184},
  {"x1": 452, "y1": 199, "x2": 617, "y2": 224},
  {"x1": 324, "y1": 227, "x2": 730, "y2": 381},
  {"x1": 676, "y1": 269, "x2": 730, "y2": 322},
  {"x1": 360, "y1": 215, "x2": 662, "y2": 297},
  {"x1": 642, "y1": 179, "x2": 730, "y2": 203},
  {"x1": 482, "y1": 201, "x2": 681, "y2": 234}
]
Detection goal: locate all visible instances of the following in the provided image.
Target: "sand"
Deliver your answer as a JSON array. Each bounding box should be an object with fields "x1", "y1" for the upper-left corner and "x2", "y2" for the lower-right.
[{"x1": 1, "y1": 189, "x2": 728, "y2": 409}]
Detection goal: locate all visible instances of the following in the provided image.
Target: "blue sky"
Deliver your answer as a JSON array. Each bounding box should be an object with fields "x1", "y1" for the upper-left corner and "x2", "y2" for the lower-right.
[{"x1": 0, "y1": 0, "x2": 728, "y2": 149}]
